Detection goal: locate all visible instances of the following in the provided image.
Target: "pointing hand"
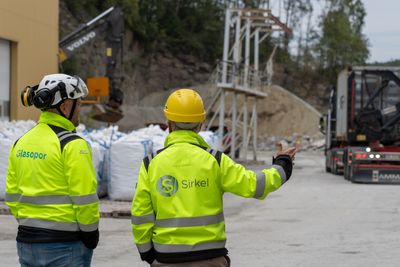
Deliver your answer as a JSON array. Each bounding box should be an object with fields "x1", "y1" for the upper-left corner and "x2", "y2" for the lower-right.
[{"x1": 276, "y1": 147, "x2": 297, "y2": 161}]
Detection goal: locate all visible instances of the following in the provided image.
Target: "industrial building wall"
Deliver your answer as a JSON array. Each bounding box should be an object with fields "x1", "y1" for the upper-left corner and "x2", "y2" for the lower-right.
[
  {"x1": 0, "y1": 0, "x2": 59, "y2": 121},
  {"x1": 0, "y1": 39, "x2": 10, "y2": 120}
]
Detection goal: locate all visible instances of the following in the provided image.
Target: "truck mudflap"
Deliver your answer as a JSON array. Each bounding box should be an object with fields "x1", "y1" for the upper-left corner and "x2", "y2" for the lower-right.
[{"x1": 351, "y1": 165, "x2": 400, "y2": 184}]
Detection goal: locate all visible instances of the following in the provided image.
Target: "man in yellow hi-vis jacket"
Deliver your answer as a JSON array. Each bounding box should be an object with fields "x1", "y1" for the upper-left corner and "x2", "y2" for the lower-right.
[
  {"x1": 131, "y1": 89, "x2": 296, "y2": 266},
  {"x1": 6, "y1": 74, "x2": 99, "y2": 267}
]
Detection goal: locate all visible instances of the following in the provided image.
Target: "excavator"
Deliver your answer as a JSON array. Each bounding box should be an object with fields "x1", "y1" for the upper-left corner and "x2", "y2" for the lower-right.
[{"x1": 59, "y1": 6, "x2": 124, "y2": 123}]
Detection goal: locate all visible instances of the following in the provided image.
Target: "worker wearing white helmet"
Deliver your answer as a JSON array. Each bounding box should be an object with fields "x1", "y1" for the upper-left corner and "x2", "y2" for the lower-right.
[
  {"x1": 6, "y1": 74, "x2": 99, "y2": 266},
  {"x1": 21, "y1": 73, "x2": 89, "y2": 125},
  {"x1": 131, "y1": 88, "x2": 296, "y2": 266}
]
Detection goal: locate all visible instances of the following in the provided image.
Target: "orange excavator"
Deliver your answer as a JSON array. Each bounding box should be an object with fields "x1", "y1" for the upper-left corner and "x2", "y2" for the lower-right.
[{"x1": 59, "y1": 6, "x2": 124, "y2": 123}]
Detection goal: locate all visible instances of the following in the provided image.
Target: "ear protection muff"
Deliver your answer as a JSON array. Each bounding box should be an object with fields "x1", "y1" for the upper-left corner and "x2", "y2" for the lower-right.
[
  {"x1": 20, "y1": 85, "x2": 38, "y2": 107},
  {"x1": 32, "y1": 89, "x2": 54, "y2": 109},
  {"x1": 32, "y1": 82, "x2": 67, "y2": 110},
  {"x1": 20, "y1": 82, "x2": 68, "y2": 110}
]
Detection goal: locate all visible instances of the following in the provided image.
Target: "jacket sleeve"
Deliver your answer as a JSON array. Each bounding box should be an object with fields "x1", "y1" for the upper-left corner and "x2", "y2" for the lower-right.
[
  {"x1": 219, "y1": 153, "x2": 287, "y2": 200},
  {"x1": 131, "y1": 161, "x2": 155, "y2": 264},
  {"x1": 63, "y1": 139, "x2": 99, "y2": 234},
  {"x1": 5, "y1": 145, "x2": 19, "y2": 218}
]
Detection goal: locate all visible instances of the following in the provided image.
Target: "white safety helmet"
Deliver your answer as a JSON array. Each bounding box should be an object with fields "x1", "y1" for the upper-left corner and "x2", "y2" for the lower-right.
[{"x1": 36, "y1": 74, "x2": 88, "y2": 108}]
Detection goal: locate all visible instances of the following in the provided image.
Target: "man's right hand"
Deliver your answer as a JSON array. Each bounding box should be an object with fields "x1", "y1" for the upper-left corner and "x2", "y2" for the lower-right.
[
  {"x1": 276, "y1": 147, "x2": 297, "y2": 161},
  {"x1": 273, "y1": 147, "x2": 297, "y2": 182}
]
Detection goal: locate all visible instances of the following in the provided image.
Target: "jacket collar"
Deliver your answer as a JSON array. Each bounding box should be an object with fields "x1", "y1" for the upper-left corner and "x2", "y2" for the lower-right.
[
  {"x1": 164, "y1": 130, "x2": 210, "y2": 148},
  {"x1": 38, "y1": 111, "x2": 76, "y2": 132}
]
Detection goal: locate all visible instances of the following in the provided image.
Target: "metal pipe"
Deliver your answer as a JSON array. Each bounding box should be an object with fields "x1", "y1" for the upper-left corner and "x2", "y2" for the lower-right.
[
  {"x1": 234, "y1": 10, "x2": 241, "y2": 87},
  {"x1": 219, "y1": 89, "x2": 225, "y2": 151},
  {"x1": 222, "y1": 9, "x2": 231, "y2": 84},
  {"x1": 252, "y1": 99, "x2": 258, "y2": 161},
  {"x1": 243, "y1": 96, "x2": 248, "y2": 160},
  {"x1": 231, "y1": 93, "x2": 237, "y2": 159},
  {"x1": 254, "y1": 29, "x2": 259, "y2": 71},
  {"x1": 244, "y1": 19, "x2": 251, "y2": 90}
]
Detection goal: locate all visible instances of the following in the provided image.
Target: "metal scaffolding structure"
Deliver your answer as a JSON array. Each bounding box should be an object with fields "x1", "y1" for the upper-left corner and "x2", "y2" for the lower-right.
[{"x1": 205, "y1": 8, "x2": 292, "y2": 160}]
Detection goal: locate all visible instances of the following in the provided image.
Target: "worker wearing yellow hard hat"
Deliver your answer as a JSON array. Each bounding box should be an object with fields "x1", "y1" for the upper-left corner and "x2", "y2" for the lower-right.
[
  {"x1": 163, "y1": 88, "x2": 206, "y2": 123},
  {"x1": 131, "y1": 88, "x2": 296, "y2": 266}
]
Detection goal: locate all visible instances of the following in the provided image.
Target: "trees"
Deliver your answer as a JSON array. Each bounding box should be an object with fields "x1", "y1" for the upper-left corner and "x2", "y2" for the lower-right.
[
  {"x1": 132, "y1": 0, "x2": 225, "y2": 62},
  {"x1": 316, "y1": 0, "x2": 369, "y2": 82},
  {"x1": 62, "y1": 0, "x2": 371, "y2": 91}
]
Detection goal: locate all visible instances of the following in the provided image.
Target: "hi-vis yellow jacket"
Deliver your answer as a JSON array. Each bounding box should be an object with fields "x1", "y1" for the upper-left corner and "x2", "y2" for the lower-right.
[
  {"x1": 131, "y1": 130, "x2": 287, "y2": 255},
  {"x1": 5, "y1": 111, "x2": 99, "y2": 233}
]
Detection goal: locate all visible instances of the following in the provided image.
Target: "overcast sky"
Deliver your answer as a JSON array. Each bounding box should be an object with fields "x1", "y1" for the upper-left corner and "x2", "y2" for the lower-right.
[
  {"x1": 268, "y1": 0, "x2": 399, "y2": 63},
  {"x1": 363, "y1": 0, "x2": 400, "y2": 62}
]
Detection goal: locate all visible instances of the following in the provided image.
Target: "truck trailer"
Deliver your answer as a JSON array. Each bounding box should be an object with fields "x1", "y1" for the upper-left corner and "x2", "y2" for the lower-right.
[{"x1": 322, "y1": 66, "x2": 400, "y2": 183}]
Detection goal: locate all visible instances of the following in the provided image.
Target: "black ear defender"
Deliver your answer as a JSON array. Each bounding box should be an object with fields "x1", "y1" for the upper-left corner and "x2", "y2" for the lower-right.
[
  {"x1": 21, "y1": 82, "x2": 67, "y2": 110},
  {"x1": 32, "y1": 87, "x2": 56, "y2": 110},
  {"x1": 20, "y1": 85, "x2": 38, "y2": 107}
]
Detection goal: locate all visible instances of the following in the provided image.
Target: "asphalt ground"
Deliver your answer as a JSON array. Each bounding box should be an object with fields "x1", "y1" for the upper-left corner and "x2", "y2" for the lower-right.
[{"x1": 1, "y1": 150, "x2": 400, "y2": 266}]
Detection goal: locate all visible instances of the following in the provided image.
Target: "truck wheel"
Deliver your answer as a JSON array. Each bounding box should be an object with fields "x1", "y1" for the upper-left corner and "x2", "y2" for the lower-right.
[
  {"x1": 332, "y1": 161, "x2": 337, "y2": 175},
  {"x1": 325, "y1": 158, "x2": 331, "y2": 172},
  {"x1": 344, "y1": 166, "x2": 349, "y2": 180},
  {"x1": 326, "y1": 165, "x2": 331, "y2": 172},
  {"x1": 348, "y1": 167, "x2": 354, "y2": 182}
]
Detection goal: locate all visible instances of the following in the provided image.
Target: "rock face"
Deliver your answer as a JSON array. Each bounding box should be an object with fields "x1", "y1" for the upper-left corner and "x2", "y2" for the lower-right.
[
  {"x1": 59, "y1": 1, "x2": 212, "y2": 130},
  {"x1": 259, "y1": 85, "x2": 322, "y2": 137},
  {"x1": 106, "y1": 83, "x2": 323, "y2": 136},
  {"x1": 60, "y1": 1, "x2": 326, "y2": 140}
]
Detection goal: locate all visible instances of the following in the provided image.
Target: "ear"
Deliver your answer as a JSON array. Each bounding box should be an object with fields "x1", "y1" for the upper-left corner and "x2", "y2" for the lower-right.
[
  {"x1": 167, "y1": 121, "x2": 173, "y2": 132},
  {"x1": 59, "y1": 101, "x2": 68, "y2": 114},
  {"x1": 195, "y1": 122, "x2": 203, "y2": 133}
]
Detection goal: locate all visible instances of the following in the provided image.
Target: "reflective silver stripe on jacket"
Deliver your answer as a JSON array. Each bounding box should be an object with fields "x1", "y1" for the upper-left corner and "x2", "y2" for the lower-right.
[
  {"x1": 59, "y1": 133, "x2": 78, "y2": 142},
  {"x1": 272, "y1": 164, "x2": 287, "y2": 184},
  {"x1": 56, "y1": 131, "x2": 70, "y2": 138},
  {"x1": 4, "y1": 193, "x2": 98, "y2": 205},
  {"x1": 253, "y1": 172, "x2": 266, "y2": 199},
  {"x1": 155, "y1": 212, "x2": 224, "y2": 228},
  {"x1": 79, "y1": 221, "x2": 99, "y2": 232},
  {"x1": 5, "y1": 193, "x2": 20, "y2": 202},
  {"x1": 57, "y1": 131, "x2": 75, "y2": 139},
  {"x1": 70, "y1": 193, "x2": 99, "y2": 205},
  {"x1": 19, "y1": 195, "x2": 71, "y2": 205},
  {"x1": 206, "y1": 148, "x2": 218, "y2": 158},
  {"x1": 131, "y1": 213, "x2": 155, "y2": 225},
  {"x1": 137, "y1": 242, "x2": 153, "y2": 253},
  {"x1": 153, "y1": 240, "x2": 226, "y2": 253},
  {"x1": 18, "y1": 218, "x2": 99, "y2": 232},
  {"x1": 18, "y1": 218, "x2": 80, "y2": 231}
]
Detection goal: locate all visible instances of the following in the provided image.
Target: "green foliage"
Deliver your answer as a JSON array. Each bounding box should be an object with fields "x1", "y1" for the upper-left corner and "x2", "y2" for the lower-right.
[
  {"x1": 133, "y1": 0, "x2": 224, "y2": 62},
  {"x1": 62, "y1": 0, "x2": 373, "y2": 88},
  {"x1": 64, "y1": 0, "x2": 140, "y2": 35},
  {"x1": 368, "y1": 59, "x2": 400, "y2": 67},
  {"x1": 97, "y1": 0, "x2": 140, "y2": 30},
  {"x1": 64, "y1": 0, "x2": 104, "y2": 18},
  {"x1": 316, "y1": 0, "x2": 369, "y2": 82},
  {"x1": 64, "y1": 0, "x2": 224, "y2": 62},
  {"x1": 60, "y1": 57, "x2": 78, "y2": 76}
]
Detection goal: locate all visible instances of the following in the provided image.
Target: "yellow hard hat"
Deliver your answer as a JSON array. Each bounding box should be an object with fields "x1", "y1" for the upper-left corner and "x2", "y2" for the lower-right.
[{"x1": 164, "y1": 89, "x2": 206, "y2": 122}]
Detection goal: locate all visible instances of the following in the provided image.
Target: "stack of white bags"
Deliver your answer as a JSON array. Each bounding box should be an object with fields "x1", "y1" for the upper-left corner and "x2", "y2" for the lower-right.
[
  {"x1": 0, "y1": 120, "x2": 222, "y2": 201},
  {"x1": 0, "y1": 120, "x2": 36, "y2": 200}
]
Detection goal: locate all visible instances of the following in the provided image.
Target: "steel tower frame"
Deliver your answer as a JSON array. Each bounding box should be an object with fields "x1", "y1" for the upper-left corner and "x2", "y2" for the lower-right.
[{"x1": 206, "y1": 8, "x2": 292, "y2": 160}]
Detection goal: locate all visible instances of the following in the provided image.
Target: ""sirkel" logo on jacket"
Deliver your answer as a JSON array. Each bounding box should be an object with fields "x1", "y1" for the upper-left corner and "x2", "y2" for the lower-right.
[
  {"x1": 157, "y1": 176, "x2": 210, "y2": 197},
  {"x1": 157, "y1": 176, "x2": 179, "y2": 197}
]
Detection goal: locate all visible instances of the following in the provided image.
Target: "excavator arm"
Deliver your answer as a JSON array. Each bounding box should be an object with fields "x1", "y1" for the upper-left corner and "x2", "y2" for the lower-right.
[{"x1": 59, "y1": 6, "x2": 125, "y2": 123}]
